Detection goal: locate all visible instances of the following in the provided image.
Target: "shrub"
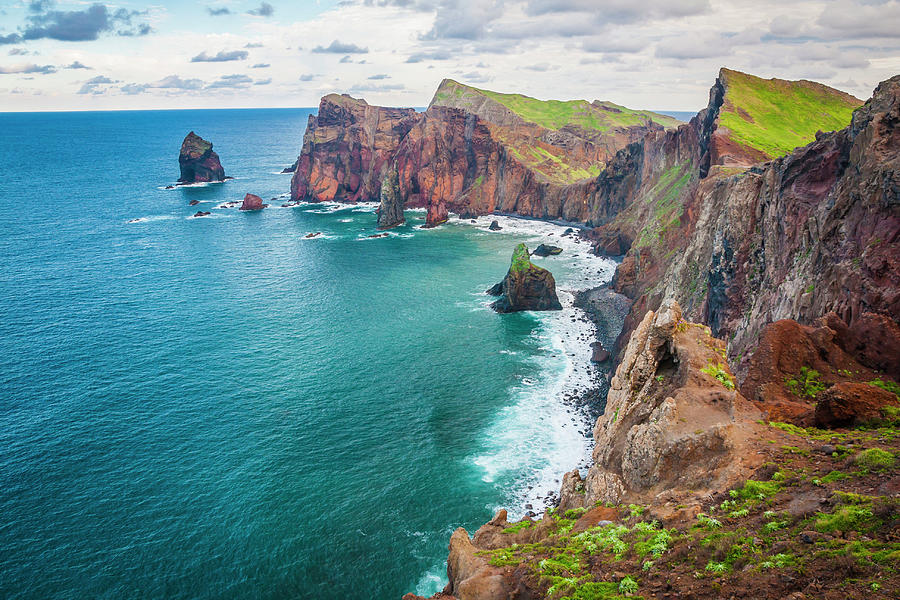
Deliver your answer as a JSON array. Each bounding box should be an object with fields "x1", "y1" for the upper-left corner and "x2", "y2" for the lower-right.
[
  {"x1": 869, "y1": 378, "x2": 900, "y2": 397},
  {"x1": 784, "y1": 366, "x2": 825, "y2": 398},
  {"x1": 855, "y1": 448, "x2": 895, "y2": 471},
  {"x1": 701, "y1": 362, "x2": 735, "y2": 390},
  {"x1": 618, "y1": 576, "x2": 639, "y2": 594}
]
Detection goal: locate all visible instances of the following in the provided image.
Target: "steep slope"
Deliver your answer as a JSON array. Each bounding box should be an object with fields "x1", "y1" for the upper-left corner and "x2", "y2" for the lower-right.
[{"x1": 289, "y1": 94, "x2": 418, "y2": 203}]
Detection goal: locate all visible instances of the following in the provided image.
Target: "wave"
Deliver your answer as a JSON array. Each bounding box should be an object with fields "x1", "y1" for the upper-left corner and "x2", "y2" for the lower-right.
[{"x1": 125, "y1": 215, "x2": 176, "y2": 224}]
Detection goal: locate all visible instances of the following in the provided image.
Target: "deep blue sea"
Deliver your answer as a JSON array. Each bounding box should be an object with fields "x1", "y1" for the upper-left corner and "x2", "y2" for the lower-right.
[{"x1": 0, "y1": 108, "x2": 615, "y2": 599}]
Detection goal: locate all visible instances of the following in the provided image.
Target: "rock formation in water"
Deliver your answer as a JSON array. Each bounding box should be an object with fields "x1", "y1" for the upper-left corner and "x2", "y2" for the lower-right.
[
  {"x1": 532, "y1": 243, "x2": 563, "y2": 256},
  {"x1": 487, "y1": 244, "x2": 562, "y2": 313},
  {"x1": 239, "y1": 193, "x2": 267, "y2": 211},
  {"x1": 178, "y1": 132, "x2": 226, "y2": 183},
  {"x1": 376, "y1": 166, "x2": 404, "y2": 229},
  {"x1": 290, "y1": 94, "x2": 418, "y2": 203}
]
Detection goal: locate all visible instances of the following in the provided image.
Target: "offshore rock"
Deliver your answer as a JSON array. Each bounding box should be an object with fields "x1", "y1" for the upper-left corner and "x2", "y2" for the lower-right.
[
  {"x1": 488, "y1": 220, "x2": 502, "y2": 231},
  {"x1": 584, "y1": 302, "x2": 764, "y2": 506},
  {"x1": 376, "y1": 165, "x2": 404, "y2": 229},
  {"x1": 423, "y1": 197, "x2": 448, "y2": 228},
  {"x1": 239, "y1": 193, "x2": 267, "y2": 211},
  {"x1": 489, "y1": 244, "x2": 562, "y2": 313},
  {"x1": 532, "y1": 243, "x2": 563, "y2": 257},
  {"x1": 290, "y1": 94, "x2": 418, "y2": 203},
  {"x1": 178, "y1": 131, "x2": 226, "y2": 183}
]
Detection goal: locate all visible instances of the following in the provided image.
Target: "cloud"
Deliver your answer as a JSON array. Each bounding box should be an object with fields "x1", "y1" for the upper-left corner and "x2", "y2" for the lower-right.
[
  {"x1": 207, "y1": 7, "x2": 231, "y2": 16},
  {"x1": 522, "y1": 63, "x2": 559, "y2": 72},
  {"x1": 406, "y1": 49, "x2": 452, "y2": 62},
  {"x1": 21, "y1": 4, "x2": 151, "y2": 42},
  {"x1": 244, "y1": 42, "x2": 264, "y2": 48},
  {"x1": 8, "y1": 47, "x2": 29, "y2": 55},
  {"x1": 77, "y1": 74, "x2": 116, "y2": 94},
  {"x1": 250, "y1": 63, "x2": 270, "y2": 68},
  {"x1": 655, "y1": 33, "x2": 732, "y2": 59},
  {"x1": 339, "y1": 55, "x2": 353, "y2": 63},
  {"x1": 155, "y1": 74, "x2": 204, "y2": 90},
  {"x1": 247, "y1": 2, "x2": 275, "y2": 17},
  {"x1": 299, "y1": 74, "x2": 316, "y2": 81},
  {"x1": 312, "y1": 40, "x2": 369, "y2": 53},
  {"x1": 206, "y1": 73, "x2": 253, "y2": 88},
  {"x1": 0, "y1": 63, "x2": 56, "y2": 74},
  {"x1": 253, "y1": 78, "x2": 271, "y2": 85},
  {"x1": 367, "y1": 73, "x2": 390, "y2": 79},
  {"x1": 0, "y1": 33, "x2": 23, "y2": 45},
  {"x1": 120, "y1": 82, "x2": 148, "y2": 94},
  {"x1": 191, "y1": 50, "x2": 249, "y2": 62},
  {"x1": 66, "y1": 60, "x2": 91, "y2": 69},
  {"x1": 349, "y1": 82, "x2": 406, "y2": 93}
]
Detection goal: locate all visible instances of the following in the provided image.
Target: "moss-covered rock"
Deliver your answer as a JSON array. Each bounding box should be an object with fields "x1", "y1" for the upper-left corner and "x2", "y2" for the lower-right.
[{"x1": 487, "y1": 244, "x2": 562, "y2": 313}]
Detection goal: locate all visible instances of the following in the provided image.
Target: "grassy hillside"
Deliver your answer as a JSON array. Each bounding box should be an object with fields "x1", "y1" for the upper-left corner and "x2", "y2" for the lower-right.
[
  {"x1": 718, "y1": 68, "x2": 862, "y2": 159},
  {"x1": 432, "y1": 79, "x2": 682, "y2": 133}
]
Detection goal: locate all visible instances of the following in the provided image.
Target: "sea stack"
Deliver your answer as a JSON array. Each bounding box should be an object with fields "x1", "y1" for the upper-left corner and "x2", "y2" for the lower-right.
[
  {"x1": 239, "y1": 193, "x2": 268, "y2": 211},
  {"x1": 487, "y1": 243, "x2": 562, "y2": 313},
  {"x1": 178, "y1": 131, "x2": 226, "y2": 184},
  {"x1": 376, "y1": 166, "x2": 404, "y2": 229}
]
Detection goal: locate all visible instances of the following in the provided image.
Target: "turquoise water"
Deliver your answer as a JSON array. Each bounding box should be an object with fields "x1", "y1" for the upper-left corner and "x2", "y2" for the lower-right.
[{"x1": 0, "y1": 109, "x2": 613, "y2": 599}]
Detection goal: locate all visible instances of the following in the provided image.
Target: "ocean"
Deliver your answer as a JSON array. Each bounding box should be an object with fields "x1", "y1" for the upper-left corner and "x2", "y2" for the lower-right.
[{"x1": 0, "y1": 108, "x2": 615, "y2": 599}]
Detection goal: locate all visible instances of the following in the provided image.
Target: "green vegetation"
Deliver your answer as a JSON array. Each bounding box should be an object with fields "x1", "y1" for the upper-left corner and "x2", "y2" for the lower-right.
[
  {"x1": 503, "y1": 520, "x2": 536, "y2": 534},
  {"x1": 701, "y1": 361, "x2": 736, "y2": 390},
  {"x1": 509, "y1": 243, "x2": 533, "y2": 275},
  {"x1": 870, "y1": 378, "x2": 900, "y2": 397},
  {"x1": 855, "y1": 448, "x2": 895, "y2": 471},
  {"x1": 433, "y1": 79, "x2": 681, "y2": 132},
  {"x1": 784, "y1": 366, "x2": 826, "y2": 398},
  {"x1": 717, "y1": 68, "x2": 862, "y2": 159},
  {"x1": 632, "y1": 163, "x2": 693, "y2": 250}
]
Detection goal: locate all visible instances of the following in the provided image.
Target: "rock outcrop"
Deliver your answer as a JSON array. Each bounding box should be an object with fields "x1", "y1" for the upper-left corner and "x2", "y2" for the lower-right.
[
  {"x1": 289, "y1": 94, "x2": 418, "y2": 203},
  {"x1": 579, "y1": 302, "x2": 764, "y2": 507},
  {"x1": 814, "y1": 382, "x2": 899, "y2": 428},
  {"x1": 532, "y1": 244, "x2": 563, "y2": 257},
  {"x1": 178, "y1": 132, "x2": 226, "y2": 183},
  {"x1": 376, "y1": 166, "x2": 405, "y2": 229},
  {"x1": 487, "y1": 244, "x2": 562, "y2": 313},
  {"x1": 239, "y1": 193, "x2": 267, "y2": 211}
]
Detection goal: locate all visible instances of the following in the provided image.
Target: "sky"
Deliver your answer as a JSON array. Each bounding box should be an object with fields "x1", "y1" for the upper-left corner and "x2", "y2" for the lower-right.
[{"x1": 0, "y1": 0, "x2": 897, "y2": 112}]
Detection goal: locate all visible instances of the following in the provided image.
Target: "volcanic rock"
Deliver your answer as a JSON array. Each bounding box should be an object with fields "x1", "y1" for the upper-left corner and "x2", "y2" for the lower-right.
[
  {"x1": 423, "y1": 197, "x2": 448, "y2": 228},
  {"x1": 178, "y1": 131, "x2": 226, "y2": 183},
  {"x1": 192, "y1": 211, "x2": 210, "y2": 217},
  {"x1": 488, "y1": 244, "x2": 562, "y2": 313},
  {"x1": 488, "y1": 220, "x2": 502, "y2": 231},
  {"x1": 305, "y1": 232, "x2": 321, "y2": 239},
  {"x1": 533, "y1": 243, "x2": 563, "y2": 257},
  {"x1": 239, "y1": 193, "x2": 268, "y2": 211},
  {"x1": 590, "y1": 341, "x2": 611, "y2": 363},
  {"x1": 376, "y1": 165, "x2": 404, "y2": 229},
  {"x1": 189, "y1": 200, "x2": 200, "y2": 206},
  {"x1": 814, "y1": 382, "x2": 899, "y2": 428}
]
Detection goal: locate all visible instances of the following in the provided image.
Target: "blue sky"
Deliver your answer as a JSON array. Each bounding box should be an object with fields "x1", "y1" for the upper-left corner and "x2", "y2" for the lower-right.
[{"x1": 0, "y1": 0, "x2": 897, "y2": 111}]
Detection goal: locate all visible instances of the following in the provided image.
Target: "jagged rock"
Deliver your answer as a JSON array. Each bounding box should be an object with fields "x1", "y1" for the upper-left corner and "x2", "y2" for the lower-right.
[
  {"x1": 814, "y1": 382, "x2": 899, "y2": 428},
  {"x1": 290, "y1": 94, "x2": 418, "y2": 203},
  {"x1": 376, "y1": 165, "x2": 404, "y2": 229},
  {"x1": 488, "y1": 220, "x2": 502, "y2": 231},
  {"x1": 281, "y1": 158, "x2": 298, "y2": 173},
  {"x1": 423, "y1": 198, "x2": 448, "y2": 228},
  {"x1": 239, "y1": 193, "x2": 267, "y2": 211},
  {"x1": 741, "y1": 318, "x2": 882, "y2": 425},
  {"x1": 178, "y1": 131, "x2": 226, "y2": 183},
  {"x1": 488, "y1": 244, "x2": 562, "y2": 313},
  {"x1": 304, "y1": 232, "x2": 321, "y2": 239},
  {"x1": 532, "y1": 244, "x2": 563, "y2": 257},
  {"x1": 584, "y1": 301, "x2": 764, "y2": 506},
  {"x1": 558, "y1": 469, "x2": 587, "y2": 513}
]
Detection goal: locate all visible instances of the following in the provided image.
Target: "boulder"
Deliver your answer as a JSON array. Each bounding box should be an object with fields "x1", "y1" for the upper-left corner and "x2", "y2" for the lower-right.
[
  {"x1": 192, "y1": 211, "x2": 211, "y2": 217},
  {"x1": 590, "y1": 341, "x2": 611, "y2": 363},
  {"x1": 814, "y1": 382, "x2": 899, "y2": 427},
  {"x1": 239, "y1": 193, "x2": 268, "y2": 211},
  {"x1": 178, "y1": 131, "x2": 226, "y2": 183},
  {"x1": 488, "y1": 220, "x2": 502, "y2": 231},
  {"x1": 532, "y1": 243, "x2": 563, "y2": 257},
  {"x1": 189, "y1": 200, "x2": 200, "y2": 206},
  {"x1": 488, "y1": 244, "x2": 562, "y2": 313}
]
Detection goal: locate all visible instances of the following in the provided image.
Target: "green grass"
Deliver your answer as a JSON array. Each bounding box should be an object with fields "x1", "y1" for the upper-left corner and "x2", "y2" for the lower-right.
[
  {"x1": 869, "y1": 378, "x2": 900, "y2": 397},
  {"x1": 509, "y1": 243, "x2": 533, "y2": 275},
  {"x1": 717, "y1": 68, "x2": 861, "y2": 159},
  {"x1": 855, "y1": 448, "x2": 895, "y2": 471},
  {"x1": 784, "y1": 366, "x2": 826, "y2": 398},
  {"x1": 432, "y1": 79, "x2": 681, "y2": 132},
  {"x1": 503, "y1": 520, "x2": 536, "y2": 534},
  {"x1": 701, "y1": 361, "x2": 736, "y2": 390}
]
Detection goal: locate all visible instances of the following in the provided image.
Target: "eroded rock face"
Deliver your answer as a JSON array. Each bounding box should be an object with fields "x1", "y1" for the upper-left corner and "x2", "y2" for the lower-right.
[
  {"x1": 488, "y1": 244, "x2": 562, "y2": 313},
  {"x1": 376, "y1": 166, "x2": 404, "y2": 229},
  {"x1": 814, "y1": 382, "x2": 899, "y2": 428},
  {"x1": 289, "y1": 94, "x2": 418, "y2": 203},
  {"x1": 584, "y1": 302, "x2": 764, "y2": 506},
  {"x1": 178, "y1": 132, "x2": 226, "y2": 183}
]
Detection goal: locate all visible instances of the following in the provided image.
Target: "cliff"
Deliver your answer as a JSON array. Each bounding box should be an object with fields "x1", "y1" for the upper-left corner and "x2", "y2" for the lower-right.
[
  {"x1": 289, "y1": 94, "x2": 418, "y2": 203},
  {"x1": 178, "y1": 131, "x2": 226, "y2": 183}
]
